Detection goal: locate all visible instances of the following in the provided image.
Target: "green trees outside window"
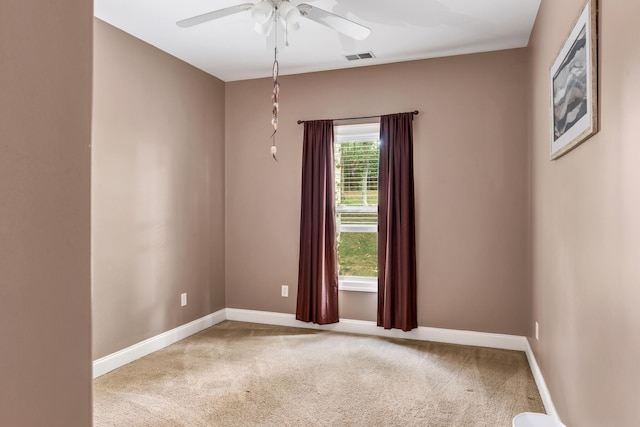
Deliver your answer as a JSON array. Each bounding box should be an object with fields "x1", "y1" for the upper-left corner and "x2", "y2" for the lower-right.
[{"x1": 335, "y1": 140, "x2": 379, "y2": 278}]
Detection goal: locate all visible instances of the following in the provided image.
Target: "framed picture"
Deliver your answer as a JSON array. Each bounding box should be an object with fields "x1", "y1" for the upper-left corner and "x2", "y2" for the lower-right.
[{"x1": 550, "y1": 0, "x2": 598, "y2": 160}]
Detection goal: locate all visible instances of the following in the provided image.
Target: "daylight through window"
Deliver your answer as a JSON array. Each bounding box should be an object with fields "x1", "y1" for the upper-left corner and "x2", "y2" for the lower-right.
[{"x1": 334, "y1": 123, "x2": 380, "y2": 292}]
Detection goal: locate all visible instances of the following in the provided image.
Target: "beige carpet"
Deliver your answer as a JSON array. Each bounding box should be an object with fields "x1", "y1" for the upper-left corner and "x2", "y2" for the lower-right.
[{"x1": 94, "y1": 321, "x2": 544, "y2": 426}]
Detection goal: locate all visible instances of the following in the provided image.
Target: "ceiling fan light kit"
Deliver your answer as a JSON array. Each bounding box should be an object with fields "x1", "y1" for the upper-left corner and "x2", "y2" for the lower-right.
[
  {"x1": 177, "y1": 1, "x2": 371, "y2": 160},
  {"x1": 276, "y1": 1, "x2": 301, "y2": 32},
  {"x1": 251, "y1": 0, "x2": 273, "y2": 24},
  {"x1": 178, "y1": 1, "x2": 369, "y2": 38},
  {"x1": 254, "y1": 17, "x2": 274, "y2": 36}
]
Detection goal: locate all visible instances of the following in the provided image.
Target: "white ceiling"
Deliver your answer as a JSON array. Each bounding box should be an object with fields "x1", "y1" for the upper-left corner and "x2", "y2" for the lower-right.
[{"x1": 94, "y1": 0, "x2": 541, "y2": 82}]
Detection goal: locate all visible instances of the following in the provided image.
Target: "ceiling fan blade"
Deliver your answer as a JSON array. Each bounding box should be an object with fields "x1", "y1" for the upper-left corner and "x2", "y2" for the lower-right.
[
  {"x1": 177, "y1": 3, "x2": 253, "y2": 28},
  {"x1": 297, "y1": 3, "x2": 371, "y2": 40}
]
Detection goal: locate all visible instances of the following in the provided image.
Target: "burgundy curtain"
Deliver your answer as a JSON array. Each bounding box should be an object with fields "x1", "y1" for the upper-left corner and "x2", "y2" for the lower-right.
[
  {"x1": 296, "y1": 120, "x2": 339, "y2": 325},
  {"x1": 378, "y1": 113, "x2": 417, "y2": 331}
]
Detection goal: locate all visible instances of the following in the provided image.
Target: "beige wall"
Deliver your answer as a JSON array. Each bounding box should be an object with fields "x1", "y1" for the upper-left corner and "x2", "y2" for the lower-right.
[
  {"x1": 0, "y1": 2, "x2": 93, "y2": 426},
  {"x1": 225, "y1": 49, "x2": 531, "y2": 335},
  {"x1": 92, "y1": 20, "x2": 226, "y2": 359},
  {"x1": 12, "y1": 3, "x2": 638, "y2": 422},
  {"x1": 529, "y1": 0, "x2": 640, "y2": 425}
]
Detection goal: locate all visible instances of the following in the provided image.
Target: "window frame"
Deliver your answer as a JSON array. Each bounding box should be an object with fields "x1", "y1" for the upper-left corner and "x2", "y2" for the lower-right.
[{"x1": 334, "y1": 122, "x2": 380, "y2": 293}]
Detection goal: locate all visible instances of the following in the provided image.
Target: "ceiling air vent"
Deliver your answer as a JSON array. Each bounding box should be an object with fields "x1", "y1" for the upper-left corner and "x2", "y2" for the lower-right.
[{"x1": 345, "y1": 52, "x2": 376, "y2": 61}]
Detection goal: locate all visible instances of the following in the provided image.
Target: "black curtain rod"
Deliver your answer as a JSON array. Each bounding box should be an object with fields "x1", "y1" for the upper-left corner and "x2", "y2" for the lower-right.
[{"x1": 296, "y1": 110, "x2": 419, "y2": 125}]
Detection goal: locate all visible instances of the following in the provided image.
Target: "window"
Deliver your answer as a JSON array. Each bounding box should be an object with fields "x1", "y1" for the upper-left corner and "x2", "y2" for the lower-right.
[{"x1": 334, "y1": 123, "x2": 380, "y2": 292}]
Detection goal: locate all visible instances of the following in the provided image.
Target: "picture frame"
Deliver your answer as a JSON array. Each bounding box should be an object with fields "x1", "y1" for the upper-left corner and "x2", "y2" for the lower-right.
[{"x1": 550, "y1": 0, "x2": 598, "y2": 160}]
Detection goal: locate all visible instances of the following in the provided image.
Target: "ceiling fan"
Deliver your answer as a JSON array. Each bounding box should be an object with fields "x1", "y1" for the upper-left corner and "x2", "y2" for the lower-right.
[{"x1": 176, "y1": 0, "x2": 371, "y2": 41}]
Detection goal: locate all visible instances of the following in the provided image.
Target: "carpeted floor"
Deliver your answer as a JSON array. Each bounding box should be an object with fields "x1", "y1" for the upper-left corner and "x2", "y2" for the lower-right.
[{"x1": 93, "y1": 321, "x2": 544, "y2": 426}]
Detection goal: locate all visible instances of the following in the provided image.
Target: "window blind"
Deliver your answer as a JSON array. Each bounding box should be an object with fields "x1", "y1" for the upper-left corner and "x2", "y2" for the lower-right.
[{"x1": 334, "y1": 134, "x2": 379, "y2": 232}]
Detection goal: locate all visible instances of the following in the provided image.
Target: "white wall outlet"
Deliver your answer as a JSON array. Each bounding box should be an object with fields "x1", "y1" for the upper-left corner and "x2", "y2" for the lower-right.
[
  {"x1": 535, "y1": 321, "x2": 539, "y2": 341},
  {"x1": 181, "y1": 293, "x2": 187, "y2": 307},
  {"x1": 281, "y1": 285, "x2": 288, "y2": 297}
]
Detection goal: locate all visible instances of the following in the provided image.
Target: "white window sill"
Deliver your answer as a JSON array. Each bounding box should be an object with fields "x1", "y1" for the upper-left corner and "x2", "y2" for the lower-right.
[{"x1": 338, "y1": 276, "x2": 377, "y2": 292}]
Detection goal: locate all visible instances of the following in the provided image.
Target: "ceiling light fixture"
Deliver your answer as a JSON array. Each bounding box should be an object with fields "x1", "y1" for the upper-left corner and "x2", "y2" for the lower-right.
[
  {"x1": 177, "y1": 1, "x2": 372, "y2": 161},
  {"x1": 252, "y1": 0, "x2": 301, "y2": 38}
]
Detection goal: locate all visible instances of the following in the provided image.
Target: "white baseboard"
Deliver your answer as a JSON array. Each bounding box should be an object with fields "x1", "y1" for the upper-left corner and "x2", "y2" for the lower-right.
[
  {"x1": 94, "y1": 307, "x2": 559, "y2": 423},
  {"x1": 228, "y1": 309, "x2": 561, "y2": 420},
  {"x1": 524, "y1": 339, "x2": 561, "y2": 422},
  {"x1": 93, "y1": 309, "x2": 226, "y2": 378},
  {"x1": 225, "y1": 308, "x2": 528, "y2": 351}
]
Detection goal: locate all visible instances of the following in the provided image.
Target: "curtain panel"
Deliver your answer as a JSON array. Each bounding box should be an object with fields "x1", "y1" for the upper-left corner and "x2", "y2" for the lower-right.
[
  {"x1": 378, "y1": 113, "x2": 418, "y2": 331},
  {"x1": 296, "y1": 120, "x2": 339, "y2": 325}
]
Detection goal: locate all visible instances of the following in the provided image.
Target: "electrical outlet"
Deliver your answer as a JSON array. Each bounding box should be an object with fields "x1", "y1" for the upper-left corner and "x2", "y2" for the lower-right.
[
  {"x1": 535, "y1": 321, "x2": 539, "y2": 341},
  {"x1": 281, "y1": 285, "x2": 288, "y2": 297},
  {"x1": 181, "y1": 293, "x2": 187, "y2": 307}
]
